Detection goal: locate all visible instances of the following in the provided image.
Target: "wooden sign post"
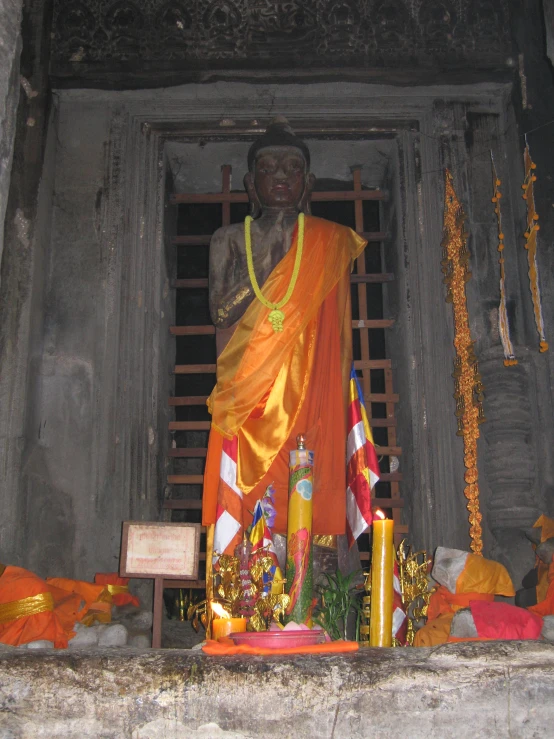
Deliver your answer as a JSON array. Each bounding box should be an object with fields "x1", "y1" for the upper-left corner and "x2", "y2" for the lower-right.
[{"x1": 120, "y1": 521, "x2": 201, "y2": 648}]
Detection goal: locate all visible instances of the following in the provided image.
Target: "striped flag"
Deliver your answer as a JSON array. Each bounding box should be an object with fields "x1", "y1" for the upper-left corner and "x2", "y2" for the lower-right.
[
  {"x1": 346, "y1": 366, "x2": 380, "y2": 547},
  {"x1": 212, "y1": 436, "x2": 243, "y2": 563},
  {"x1": 392, "y1": 560, "x2": 408, "y2": 644}
]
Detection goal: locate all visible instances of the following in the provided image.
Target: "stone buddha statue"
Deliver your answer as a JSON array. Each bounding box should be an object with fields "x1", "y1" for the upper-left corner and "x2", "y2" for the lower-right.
[
  {"x1": 202, "y1": 118, "x2": 367, "y2": 572},
  {"x1": 209, "y1": 116, "x2": 315, "y2": 355}
]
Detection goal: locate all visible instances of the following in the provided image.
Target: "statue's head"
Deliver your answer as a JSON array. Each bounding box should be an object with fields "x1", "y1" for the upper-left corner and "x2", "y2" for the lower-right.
[{"x1": 245, "y1": 116, "x2": 315, "y2": 216}]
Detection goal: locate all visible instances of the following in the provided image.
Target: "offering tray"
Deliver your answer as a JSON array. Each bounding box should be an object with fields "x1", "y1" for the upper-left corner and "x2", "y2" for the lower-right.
[{"x1": 228, "y1": 630, "x2": 326, "y2": 649}]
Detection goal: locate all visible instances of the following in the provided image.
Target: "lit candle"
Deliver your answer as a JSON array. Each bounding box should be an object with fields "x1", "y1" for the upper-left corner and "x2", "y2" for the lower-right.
[
  {"x1": 210, "y1": 602, "x2": 247, "y2": 641},
  {"x1": 369, "y1": 510, "x2": 394, "y2": 647}
]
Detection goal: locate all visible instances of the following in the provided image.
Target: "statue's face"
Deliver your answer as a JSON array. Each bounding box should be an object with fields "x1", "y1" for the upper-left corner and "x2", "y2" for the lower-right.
[{"x1": 253, "y1": 146, "x2": 308, "y2": 211}]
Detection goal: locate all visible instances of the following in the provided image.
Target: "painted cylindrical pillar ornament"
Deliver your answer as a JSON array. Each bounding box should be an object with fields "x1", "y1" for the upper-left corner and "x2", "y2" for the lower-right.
[{"x1": 285, "y1": 434, "x2": 314, "y2": 624}]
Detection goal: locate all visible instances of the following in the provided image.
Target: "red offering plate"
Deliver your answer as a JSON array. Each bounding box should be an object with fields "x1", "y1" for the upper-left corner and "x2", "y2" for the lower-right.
[{"x1": 228, "y1": 630, "x2": 326, "y2": 649}]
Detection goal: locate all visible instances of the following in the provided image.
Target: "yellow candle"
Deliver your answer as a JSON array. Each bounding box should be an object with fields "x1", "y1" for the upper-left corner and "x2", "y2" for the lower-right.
[
  {"x1": 369, "y1": 514, "x2": 394, "y2": 647},
  {"x1": 211, "y1": 617, "x2": 247, "y2": 641},
  {"x1": 285, "y1": 439, "x2": 314, "y2": 624}
]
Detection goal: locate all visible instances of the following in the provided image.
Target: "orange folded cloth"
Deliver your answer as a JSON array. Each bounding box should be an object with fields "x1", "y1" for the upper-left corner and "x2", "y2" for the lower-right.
[
  {"x1": 427, "y1": 586, "x2": 494, "y2": 621},
  {"x1": 46, "y1": 577, "x2": 113, "y2": 625},
  {"x1": 202, "y1": 638, "x2": 359, "y2": 656},
  {"x1": 0, "y1": 566, "x2": 75, "y2": 647},
  {"x1": 94, "y1": 573, "x2": 139, "y2": 607}
]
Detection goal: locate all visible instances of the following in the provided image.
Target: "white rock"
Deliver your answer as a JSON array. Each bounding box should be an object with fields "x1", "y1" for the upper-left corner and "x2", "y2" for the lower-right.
[
  {"x1": 128, "y1": 634, "x2": 151, "y2": 649},
  {"x1": 98, "y1": 623, "x2": 128, "y2": 647},
  {"x1": 26, "y1": 640, "x2": 54, "y2": 649},
  {"x1": 542, "y1": 615, "x2": 554, "y2": 642},
  {"x1": 69, "y1": 624, "x2": 99, "y2": 648}
]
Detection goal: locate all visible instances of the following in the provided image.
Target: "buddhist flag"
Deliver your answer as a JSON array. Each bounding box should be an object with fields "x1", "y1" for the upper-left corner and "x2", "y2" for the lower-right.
[
  {"x1": 249, "y1": 487, "x2": 278, "y2": 561},
  {"x1": 212, "y1": 436, "x2": 243, "y2": 562},
  {"x1": 393, "y1": 560, "x2": 407, "y2": 644},
  {"x1": 249, "y1": 487, "x2": 281, "y2": 595},
  {"x1": 346, "y1": 366, "x2": 380, "y2": 547}
]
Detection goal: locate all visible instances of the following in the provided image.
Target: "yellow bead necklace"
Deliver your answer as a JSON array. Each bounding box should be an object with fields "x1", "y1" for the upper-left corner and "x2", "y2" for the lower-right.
[{"x1": 244, "y1": 212, "x2": 304, "y2": 332}]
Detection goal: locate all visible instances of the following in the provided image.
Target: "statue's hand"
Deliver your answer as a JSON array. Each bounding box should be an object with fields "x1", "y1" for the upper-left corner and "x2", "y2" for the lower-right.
[{"x1": 209, "y1": 225, "x2": 254, "y2": 329}]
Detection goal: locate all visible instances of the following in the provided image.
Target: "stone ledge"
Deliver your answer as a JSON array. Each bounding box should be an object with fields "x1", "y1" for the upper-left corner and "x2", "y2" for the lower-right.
[{"x1": 1, "y1": 641, "x2": 554, "y2": 738}]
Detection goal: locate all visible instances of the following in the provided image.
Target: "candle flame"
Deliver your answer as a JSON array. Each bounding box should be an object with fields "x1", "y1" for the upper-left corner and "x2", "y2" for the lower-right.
[
  {"x1": 211, "y1": 602, "x2": 231, "y2": 619},
  {"x1": 375, "y1": 509, "x2": 386, "y2": 520}
]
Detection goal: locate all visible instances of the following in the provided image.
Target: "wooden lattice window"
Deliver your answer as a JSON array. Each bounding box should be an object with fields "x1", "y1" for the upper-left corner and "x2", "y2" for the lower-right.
[{"x1": 165, "y1": 141, "x2": 406, "y2": 594}]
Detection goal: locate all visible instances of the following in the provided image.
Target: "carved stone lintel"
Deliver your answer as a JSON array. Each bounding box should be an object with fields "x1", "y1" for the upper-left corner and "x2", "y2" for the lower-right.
[{"x1": 51, "y1": 0, "x2": 511, "y2": 71}]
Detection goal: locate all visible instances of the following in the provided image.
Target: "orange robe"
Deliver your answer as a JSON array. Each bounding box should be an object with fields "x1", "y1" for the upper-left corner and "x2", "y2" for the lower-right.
[{"x1": 203, "y1": 215, "x2": 366, "y2": 536}]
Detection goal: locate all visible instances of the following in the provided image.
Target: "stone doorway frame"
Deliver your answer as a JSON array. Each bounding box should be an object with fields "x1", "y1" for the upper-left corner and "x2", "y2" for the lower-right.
[{"x1": 94, "y1": 81, "x2": 515, "y2": 563}]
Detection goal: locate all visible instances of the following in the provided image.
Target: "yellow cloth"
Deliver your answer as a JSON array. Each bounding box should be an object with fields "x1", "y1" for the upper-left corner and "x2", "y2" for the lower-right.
[
  {"x1": 456, "y1": 553, "x2": 515, "y2": 596},
  {"x1": 414, "y1": 613, "x2": 454, "y2": 647},
  {"x1": 532, "y1": 515, "x2": 554, "y2": 602},
  {"x1": 0, "y1": 592, "x2": 54, "y2": 625},
  {"x1": 533, "y1": 514, "x2": 554, "y2": 542}
]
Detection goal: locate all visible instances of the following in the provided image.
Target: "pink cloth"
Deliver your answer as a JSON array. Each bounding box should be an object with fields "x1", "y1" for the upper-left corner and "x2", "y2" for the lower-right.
[{"x1": 470, "y1": 601, "x2": 543, "y2": 640}]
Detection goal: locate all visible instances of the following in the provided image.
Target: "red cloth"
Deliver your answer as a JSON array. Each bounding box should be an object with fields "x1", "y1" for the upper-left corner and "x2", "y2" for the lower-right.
[{"x1": 470, "y1": 601, "x2": 543, "y2": 640}]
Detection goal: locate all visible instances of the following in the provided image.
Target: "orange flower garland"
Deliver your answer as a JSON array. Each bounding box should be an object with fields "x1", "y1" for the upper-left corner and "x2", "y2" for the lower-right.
[
  {"x1": 441, "y1": 170, "x2": 485, "y2": 555},
  {"x1": 491, "y1": 155, "x2": 517, "y2": 366},
  {"x1": 522, "y1": 144, "x2": 548, "y2": 353}
]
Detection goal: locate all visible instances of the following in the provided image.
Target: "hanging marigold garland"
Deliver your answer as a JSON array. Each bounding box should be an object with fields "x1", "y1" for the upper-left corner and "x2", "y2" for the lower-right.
[
  {"x1": 522, "y1": 143, "x2": 549, "y2": 353},
  {"x1": 441, "y1": 170, "x2": 485, "y2": 555},
  {"x1": 490, "y1": 153, "x2": 517, "y2": 366}
]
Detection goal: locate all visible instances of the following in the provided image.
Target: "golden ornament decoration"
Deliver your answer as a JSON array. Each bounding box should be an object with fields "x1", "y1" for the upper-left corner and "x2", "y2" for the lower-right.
[
  {"x1": 441, "y1": 170, "x2": 485, "y2": 555},
  {"x1": 244, "y1": 212, "x2": 305, "y2": 333}
]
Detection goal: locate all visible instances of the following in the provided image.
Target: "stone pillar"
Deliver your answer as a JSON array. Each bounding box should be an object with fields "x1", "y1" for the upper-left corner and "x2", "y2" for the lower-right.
[
  {"x1": 0, "y1": 0, "x2": 23, "y2": 561},
  {"x1": 479, "y1": 353, "x2": 543, "y2": 585},
  {"x1": 0, "y1": 0, "x2": 23, "y2": 282}
]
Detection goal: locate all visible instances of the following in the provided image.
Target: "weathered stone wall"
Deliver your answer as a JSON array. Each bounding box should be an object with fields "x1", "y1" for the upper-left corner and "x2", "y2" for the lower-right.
[
  {"x1": 17, "y1": 96, "x2": 168, "y2": 579},
  {"x1": 0, "y1": 0, "x2": 57, "y2": 568},
  {"x1": 0, "y1": 0, "x2": 23, "y2": 287},
  {"x1": 1, "y1": 642, "x2": 554, "y2": 737}
]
